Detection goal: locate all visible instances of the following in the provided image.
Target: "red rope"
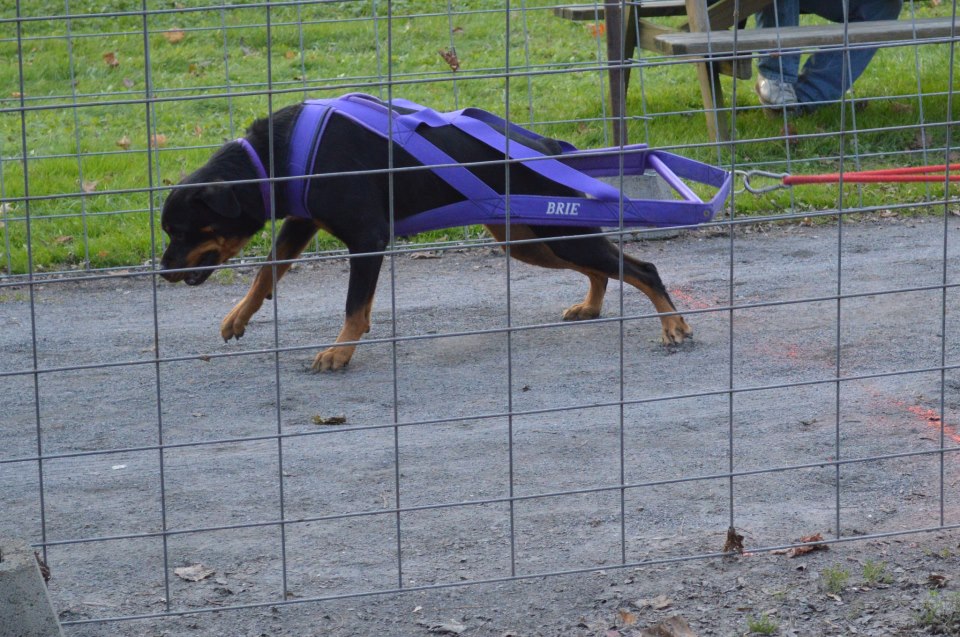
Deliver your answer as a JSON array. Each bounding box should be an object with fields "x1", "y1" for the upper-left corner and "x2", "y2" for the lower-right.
[{"x1": 783, "y1": 163, "x2": 960, "y2": 185}]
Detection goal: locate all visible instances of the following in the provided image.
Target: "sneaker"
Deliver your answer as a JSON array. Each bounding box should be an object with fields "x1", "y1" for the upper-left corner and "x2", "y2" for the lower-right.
[{"x1": 755, "y1": 75, "x2": 798, "y2": 111}]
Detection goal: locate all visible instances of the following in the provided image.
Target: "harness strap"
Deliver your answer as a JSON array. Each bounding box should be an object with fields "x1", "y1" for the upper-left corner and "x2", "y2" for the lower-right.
[
  {"x1": 327, "y1": 95, "x2": 503, "y2": 212},
  {"x1": 236, "y1": 138, "x2": 272, "y2": 217},
  {"x1": 286, "y1": 103, "x2": 335, "y2": 219}
]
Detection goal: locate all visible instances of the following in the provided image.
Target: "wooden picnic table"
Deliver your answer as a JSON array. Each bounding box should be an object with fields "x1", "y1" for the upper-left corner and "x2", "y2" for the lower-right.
[{"x1": 558, "y1": 2, "x2": 957, "y2": 143}]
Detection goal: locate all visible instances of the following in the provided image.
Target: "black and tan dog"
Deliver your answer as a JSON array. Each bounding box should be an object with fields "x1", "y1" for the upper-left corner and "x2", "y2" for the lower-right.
[{"x1": 160, "y1": 99, "x2": 691, "y2": 370}]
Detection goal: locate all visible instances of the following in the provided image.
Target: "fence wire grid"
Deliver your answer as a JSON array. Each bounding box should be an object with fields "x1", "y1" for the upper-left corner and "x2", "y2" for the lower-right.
[{"x1": 1, "y1": 0, "x2": 959, "y2": 634}]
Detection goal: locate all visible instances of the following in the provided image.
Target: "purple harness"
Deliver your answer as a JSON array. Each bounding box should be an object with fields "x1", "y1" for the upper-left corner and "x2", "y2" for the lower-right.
[{"x1": 237, "y1": 93, "x2": 731, "y2": 234}]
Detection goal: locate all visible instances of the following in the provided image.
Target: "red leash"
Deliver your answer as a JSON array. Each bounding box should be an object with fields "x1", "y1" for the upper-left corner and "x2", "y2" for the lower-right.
[
  {"x1": 784, "y1": 163, "x2": 960, "y2": 185},
  {"x1": 741, "y1": 163, "x2": 960, "y2": 193}
]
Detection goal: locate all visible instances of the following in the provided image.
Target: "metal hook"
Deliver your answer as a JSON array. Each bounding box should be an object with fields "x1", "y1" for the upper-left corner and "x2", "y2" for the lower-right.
[{"x1": 736, "y1": 170, "x2": 790, "y2": 195}]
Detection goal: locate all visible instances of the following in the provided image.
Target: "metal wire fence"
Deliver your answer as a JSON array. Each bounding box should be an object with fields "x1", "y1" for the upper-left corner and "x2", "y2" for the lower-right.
[{"x1": 0, "y1": 0, "x2": 958, "y2": 633}]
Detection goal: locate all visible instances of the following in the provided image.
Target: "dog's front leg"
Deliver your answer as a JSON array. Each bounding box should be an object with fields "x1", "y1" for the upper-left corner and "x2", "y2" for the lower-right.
[
  {"x1": 221, "y1": 217, "x2": 319, "y2": 341},
  {"x1": 313, "y1": 241, "x2": 384, "y2": 372}
]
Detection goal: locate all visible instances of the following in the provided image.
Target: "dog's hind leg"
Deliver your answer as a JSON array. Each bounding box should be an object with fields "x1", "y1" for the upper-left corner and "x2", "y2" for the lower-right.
[
  {"x1": 312, "y1": 237, "x2": 385, "y2": 372},
  {"x1": 486, "y1": 224, "x2": 691, "y2": 345},
  {"x1": 221, "y1": 217, "x2": 319, "y2": 341}
]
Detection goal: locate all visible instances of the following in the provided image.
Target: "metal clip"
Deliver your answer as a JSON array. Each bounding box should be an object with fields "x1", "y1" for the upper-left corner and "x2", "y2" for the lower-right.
[{"x1": 735, "y1": 170, "x2": 789, "y2": 195}]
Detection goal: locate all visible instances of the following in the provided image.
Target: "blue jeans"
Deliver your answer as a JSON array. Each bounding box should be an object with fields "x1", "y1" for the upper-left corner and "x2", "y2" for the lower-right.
[{"x1": 756, "y1": 0, "x2": 903, "y2": 105}]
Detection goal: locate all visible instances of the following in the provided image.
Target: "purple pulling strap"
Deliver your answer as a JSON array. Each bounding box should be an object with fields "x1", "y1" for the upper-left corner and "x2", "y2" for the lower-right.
[{"x1": 239, "y1": 93, "x2": 732, "y2": 233}]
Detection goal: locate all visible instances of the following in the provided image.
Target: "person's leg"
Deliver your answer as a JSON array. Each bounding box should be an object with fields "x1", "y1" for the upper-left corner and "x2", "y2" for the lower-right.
[
  {"x1": 756, "y1": 0, "x2": 802, "y2": 85},
  {"x1": 794, "y1": 0, "x2": 903, "y2": 105}
]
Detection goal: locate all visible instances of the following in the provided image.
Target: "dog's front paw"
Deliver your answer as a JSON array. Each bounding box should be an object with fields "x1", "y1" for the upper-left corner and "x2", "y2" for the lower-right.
[
  {"x1": 661, "y1": 316, "x2": 693, "y2": 345},
  {"x1": 562, "y1": 303, "x2": 601, "y2": 321},
  {"x1": 220, "y1": 308, "x2": 249, "y2": 341},
  {"x1": 312, "y1": 345, "x2": 356, "y2": 372}
]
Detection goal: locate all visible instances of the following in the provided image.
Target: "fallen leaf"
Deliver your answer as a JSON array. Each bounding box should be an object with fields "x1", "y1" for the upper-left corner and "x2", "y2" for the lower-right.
[
  {"x1": 410, "y1": 251, "x2": 442, "y2": 259},
  {"x1": 284, "y1": 50, "x2": 297, "y2": 59},
  {"x1": 586, "y1": 22, "x2": 606, "y2": 37},
  {"x1": 174, "y1": 564, "x2": 215, "y2": 582},
  {"x1": 11, "y1": 91, "x2": 24, "y2": 98},
  {"x1": 193, "y1": 124, "x2": 203, "y2": 138},
  {"x1": 53, "y1": 235, "x2": 74, "y2": 245},
  {"x1": 150, "y1": 133, "x2": 167, "y2": 148},
  {"x1": 438, "y1": 47, "x2": 460, "y2": 72},
  {"x1": 81, "y1": 180, "x2": 98, "y2": 193},
  {"x1": 163, "y1": 29, "x2": 186, "y2": 44},
  {"x1": 928, "y1": 573, "x2": 950, "y2": 588},
  {"x1": 618, "y1": 608, "x2": 638, "y2": 626},
  {"x1": 638, "y1": 615, "x2": 698, "y2": 637},
  {"x1": 312, "y1": 414, "x2": 347, "y2": 425},
  {"x1": 723, "y1": 527, "x2": 744, "y2": 554},
  {"x1": 116, "y1": 135, "x2": 131, "y2": 149},
  {"x1": 123, "y1": 78, "x2": 134, "y2": 88},
  {"x1": 103, "y1": 51, "x2": 119, "y2": 68},
  {"x1": 786, "y1": 533, "x2": 828, "y2": 558},
  {"x1": 637, "y1": 594, "x2": 673, "y2": 610},
  {"x1": 451, "y1": 26, "x2": 464, "y2": 34}
]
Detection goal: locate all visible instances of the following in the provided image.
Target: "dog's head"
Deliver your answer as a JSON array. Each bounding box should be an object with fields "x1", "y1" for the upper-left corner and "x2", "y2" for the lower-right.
[{"x1": 160, "y1": 144, "x2": 266, "y2": 285}]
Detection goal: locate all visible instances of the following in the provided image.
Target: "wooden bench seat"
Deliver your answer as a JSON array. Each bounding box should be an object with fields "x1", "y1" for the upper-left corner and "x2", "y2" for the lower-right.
[{"x1": 655, "y1": 16, "x2": 957, "y2": 56}]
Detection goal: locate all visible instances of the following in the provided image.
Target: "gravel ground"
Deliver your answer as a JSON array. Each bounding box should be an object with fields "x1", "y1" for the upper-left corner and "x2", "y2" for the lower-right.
[{"x1": 2, "y1": 215, "x2": 960, "y2": 636}]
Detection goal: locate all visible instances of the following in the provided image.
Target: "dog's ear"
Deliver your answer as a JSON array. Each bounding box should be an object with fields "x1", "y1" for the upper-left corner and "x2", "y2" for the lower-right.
[{"x1": 197, "y1": 182, "x2": 242, "y2": 218}]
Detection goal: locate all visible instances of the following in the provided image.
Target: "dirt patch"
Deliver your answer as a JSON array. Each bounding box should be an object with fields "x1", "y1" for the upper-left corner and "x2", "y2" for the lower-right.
[{"x1": 2, "y1": 217, "x2": 959, "y2": 636}]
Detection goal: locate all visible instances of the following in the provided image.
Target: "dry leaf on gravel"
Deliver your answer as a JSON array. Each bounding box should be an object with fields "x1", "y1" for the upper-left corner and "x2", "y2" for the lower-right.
[
  {"x1": 636, "y1": 594, "x2": 672, "y2": 611},
  {"x1": 928, "y1": 573, "x2": 950, "y2": 588},
  {"x1": 723, "y1": 527, "x2": 744, "y2": 554},
  {"x1": 784, "y1": 533, "x2": 828, "y2": 558},
  {"x1": 174, "y1": 564, "x2": 215, "y2": 582},
  {"x1": 312, "y1": 414, "x2": 347, "y2": 425},
  {"x1": 638, "y1": 615, "x2": 698, "y2": 637}
]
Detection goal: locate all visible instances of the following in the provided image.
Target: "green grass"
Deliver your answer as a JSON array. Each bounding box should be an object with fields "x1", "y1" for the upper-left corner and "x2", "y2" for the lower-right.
[
  {"x1": 862, "y1": 559, "x2": 893, "y2": 586},
  {"x1": 917, "y1": 591, "x2": 960, "y2": 636},
  {"x1": 821, "y1": 564, "x2": 850, "y2": 595},
  {"x1": 0, "y1": 0, "x2": 956, "y2": 274},
  {"x1": 746, "y1": 612, "x2": 779, "y2": 635}
]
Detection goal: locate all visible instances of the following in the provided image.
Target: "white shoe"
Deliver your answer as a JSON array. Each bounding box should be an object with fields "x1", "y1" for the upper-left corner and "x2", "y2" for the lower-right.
[{"x1": 755, "y1": 76, "x2": 798, "y2": 110}]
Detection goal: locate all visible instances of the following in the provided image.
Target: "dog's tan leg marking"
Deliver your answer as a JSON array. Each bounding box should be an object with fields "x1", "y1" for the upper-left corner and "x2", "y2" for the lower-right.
[
  {"x1": 221, "y1": 218, "x2": 320, "y2": 341},
  {"x1": 485, "y1": 224, "x2": 691, "y2": 345},
  {"x1": 622, "y1": 271, "x2": 692, "y2": 345},
  {"x1": 312, "y1": 298, "x2": 373, "y2": 371},
  {"x1": 562, "y1": 273, "x2": 607, "y2": 321},
  {"x1": 486, "y1": 224, "x2": 610, "y2": 321}
]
